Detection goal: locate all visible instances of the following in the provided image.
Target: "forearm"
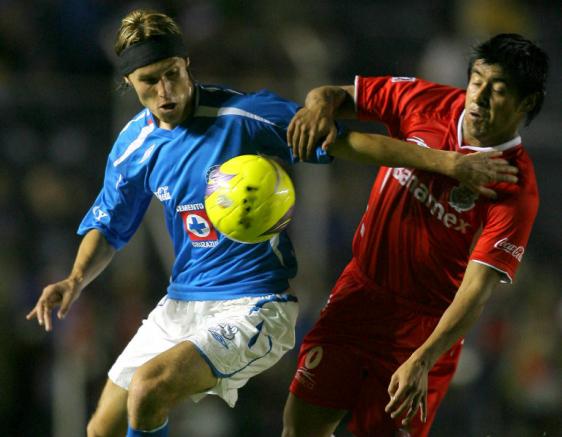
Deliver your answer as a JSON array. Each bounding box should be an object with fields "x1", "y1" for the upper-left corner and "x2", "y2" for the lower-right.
[
  {"x1": 411, "y1": 263, "x2": 499, "y2": 368},
  {"x1": 69, "y1": 229, "x2": 116, "y2": 291},
  {"x1": 413, "y1": 292, "x2": 486, "y2": 369},
  {"x1": 330, "y1": 132, "x2": 457, "y2": 176}
]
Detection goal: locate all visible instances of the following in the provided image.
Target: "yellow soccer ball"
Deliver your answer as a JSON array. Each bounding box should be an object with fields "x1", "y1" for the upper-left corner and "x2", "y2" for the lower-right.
[{"x1": 204, "y1": 155, "x2": 295, "y2": 243}]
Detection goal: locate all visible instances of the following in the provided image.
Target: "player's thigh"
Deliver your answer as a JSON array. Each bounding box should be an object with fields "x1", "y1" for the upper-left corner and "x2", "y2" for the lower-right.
[
  {"x1": 87, "y1": 379, "x2": 128, "y2": 437},
  {"x1": 130, "y1": 339, "x2": 218, "y2": 405},
  {"x1": 282, "y1": 392, "x2": 347, "y2": 437}
]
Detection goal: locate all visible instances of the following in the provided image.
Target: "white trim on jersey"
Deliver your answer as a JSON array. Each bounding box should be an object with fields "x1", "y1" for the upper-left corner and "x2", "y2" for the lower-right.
[
  {"x1": 353, "y1": 75, "x2": 359, "y2": 113},
  {"x1": 195, "y1": 105, "x2": 275, "y2": 126},
  {"x1": 457, "y1": 110, "x2": 522, "y2": 152},
  {"x1": 269, "y1": 234, "x2": 286, "y2": 267},
  {"x1": 113, "y1": 123, "x2": 156, "y2": 167},
  {"x1": 471, "y1": 259, "x2": 513, "y2": 284},
  {"x1": 380, "y1": 167, "x2": 393, "y2": 192},
  {"x1": 120, "y1": 109, "x2": 149, "y2": 134}
]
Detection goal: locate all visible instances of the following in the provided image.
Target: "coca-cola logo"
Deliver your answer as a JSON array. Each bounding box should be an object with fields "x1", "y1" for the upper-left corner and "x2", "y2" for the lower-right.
[{"x1": 494, "y1": 238, "x2": 524, "y2": 261}]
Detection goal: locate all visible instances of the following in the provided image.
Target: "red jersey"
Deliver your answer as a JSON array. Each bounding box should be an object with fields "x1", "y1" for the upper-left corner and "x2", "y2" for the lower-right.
[{"x1": 352, "y1": 76, "x2": 539, "y2": 312}]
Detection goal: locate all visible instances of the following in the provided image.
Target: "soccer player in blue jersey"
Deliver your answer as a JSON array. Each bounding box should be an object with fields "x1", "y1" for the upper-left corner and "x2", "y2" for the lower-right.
[{"x1": 26, "y1": 9, "x2": 519, "y2": 437}]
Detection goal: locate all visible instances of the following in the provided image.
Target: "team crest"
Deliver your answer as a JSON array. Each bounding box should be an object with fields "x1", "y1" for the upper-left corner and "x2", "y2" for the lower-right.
[
  {"x1": 448, "y1": 185, "x2": 478, "y2": 212},
  {"x1": 180, "y1": 209, "x2": 218, "y2": 246}
]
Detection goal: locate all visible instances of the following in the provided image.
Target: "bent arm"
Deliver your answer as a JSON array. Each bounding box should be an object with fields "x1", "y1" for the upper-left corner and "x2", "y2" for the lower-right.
[{"x1": 385, "y1": 261, "x2": 501, "y2": 423}]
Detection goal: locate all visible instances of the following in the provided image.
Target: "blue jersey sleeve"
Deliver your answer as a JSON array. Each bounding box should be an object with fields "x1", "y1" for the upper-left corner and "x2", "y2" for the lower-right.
[
  {"x1": 77, "y1": 138, "x2": 152, "y2": 250},
  {"x1": 244, "y1": 89, "x2": 333, "y2": 165}
]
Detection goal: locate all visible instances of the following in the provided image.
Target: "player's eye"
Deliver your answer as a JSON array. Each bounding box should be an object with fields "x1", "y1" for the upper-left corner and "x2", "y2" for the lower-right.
[{"x1": 166, "y1": 69, "x2": 179, "y2": 79}]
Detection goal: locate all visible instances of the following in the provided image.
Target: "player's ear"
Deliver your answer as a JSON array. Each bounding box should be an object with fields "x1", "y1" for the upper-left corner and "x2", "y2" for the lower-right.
[
  {"x1": 519, "y1": 92, "x2": 539, "y2": 114},
  {"x1": 185, "y1": 57, "x2": 191, "y2": 69}
]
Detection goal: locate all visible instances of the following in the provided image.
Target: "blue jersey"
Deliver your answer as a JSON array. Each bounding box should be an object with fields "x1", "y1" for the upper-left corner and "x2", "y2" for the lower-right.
[{"x1": 78, "y1": 84, "x2": 329, "y2": 301}]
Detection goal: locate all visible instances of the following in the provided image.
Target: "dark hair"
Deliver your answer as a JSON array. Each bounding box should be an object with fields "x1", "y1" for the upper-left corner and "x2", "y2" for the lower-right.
[{"x1": 467, "y1": 33, "x2": 549, "y2": 126}]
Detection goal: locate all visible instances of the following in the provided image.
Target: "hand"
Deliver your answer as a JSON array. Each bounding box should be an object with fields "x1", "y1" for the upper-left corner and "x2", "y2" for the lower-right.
[
  {"x1": 26, "y1": 278, "x2": 81, "y2": 331},
  {"x1": 452, "y1": 151, "x2": 518, "y2": 199},
  {"x1": 385, "y1": 355, "x2": 429, "y2": 426},
  {"x1": 287, "y1": 107, "x2": 338, "y2": 160}
]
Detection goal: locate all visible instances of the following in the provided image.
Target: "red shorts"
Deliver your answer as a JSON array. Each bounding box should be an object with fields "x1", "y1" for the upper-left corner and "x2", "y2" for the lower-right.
[{"x1": 289, "y1": 262, "x2": 462, "y2": 437}]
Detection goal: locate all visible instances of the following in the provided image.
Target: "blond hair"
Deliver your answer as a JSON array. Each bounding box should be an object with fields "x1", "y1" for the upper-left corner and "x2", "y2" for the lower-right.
[{"x1": 114, "y1": 9, "x2": 183, "y2": 56}]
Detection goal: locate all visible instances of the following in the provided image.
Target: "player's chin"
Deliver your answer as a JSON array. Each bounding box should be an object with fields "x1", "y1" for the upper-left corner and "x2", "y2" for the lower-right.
[{"x1": 157, "y1": 111, "x2": 180, "y2": 125}]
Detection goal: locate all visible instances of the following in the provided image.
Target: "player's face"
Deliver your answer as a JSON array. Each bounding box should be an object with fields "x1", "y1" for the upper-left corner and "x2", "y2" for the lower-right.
[
  {"x1": 127, "y1": 57, "x2": 194, "y2": 130},
  {"x1": 463, "y1": 60, "x2": 527, "y2": 147}
]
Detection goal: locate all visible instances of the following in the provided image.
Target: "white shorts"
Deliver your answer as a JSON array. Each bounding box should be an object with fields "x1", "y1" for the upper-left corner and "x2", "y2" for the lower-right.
[{"x1": 108, "y1": 292, "x2": 298, "y2": 407}]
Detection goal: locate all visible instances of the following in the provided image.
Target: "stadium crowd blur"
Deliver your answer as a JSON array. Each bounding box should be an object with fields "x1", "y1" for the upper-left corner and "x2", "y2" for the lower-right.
[{"x1": 1, "y1": 1, "x2": 560, "y2": 436}]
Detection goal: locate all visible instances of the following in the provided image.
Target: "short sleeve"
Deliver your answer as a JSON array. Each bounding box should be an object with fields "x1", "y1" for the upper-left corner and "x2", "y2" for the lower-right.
[
  {"x1": 354, "y1": 76, "x2": 463, "y2": 137},
  {"x1": 470, "y1": 189, "x2": 538, "y2": 283},
  {"x1": 77, "y1": 153, "x2": 152, "y2": 250}
]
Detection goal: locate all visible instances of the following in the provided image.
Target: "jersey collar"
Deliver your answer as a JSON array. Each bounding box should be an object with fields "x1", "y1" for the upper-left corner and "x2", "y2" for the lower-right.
[{"x1": 457, "y1": 110, "x2": 522, "y2": 152}]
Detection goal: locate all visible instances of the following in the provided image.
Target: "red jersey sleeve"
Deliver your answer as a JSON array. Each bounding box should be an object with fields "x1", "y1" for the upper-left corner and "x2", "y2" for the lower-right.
[
  {"x1": 354, "y1": 76, "x2": 462, "y2": 138},
  {"x1": 469, "y1": 161, "x2": 539, "y2": 283}
]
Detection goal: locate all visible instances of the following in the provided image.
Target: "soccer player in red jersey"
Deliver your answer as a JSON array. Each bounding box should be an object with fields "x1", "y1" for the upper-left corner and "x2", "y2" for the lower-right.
[{"x1": 282, "y1": 34, "x2": 549, "y2": 437}]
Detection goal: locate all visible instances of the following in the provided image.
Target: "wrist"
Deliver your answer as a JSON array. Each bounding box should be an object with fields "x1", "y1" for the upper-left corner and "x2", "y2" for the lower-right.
[
  {"x1": 68, "y1": 271, "x2": 85, "y2": 289},
  {"x1": 410, "y1": 348, "x2": 436, "y2": 371},
  {"x1": 443, "y1": 151, "x2": 459, "y2": 178}
]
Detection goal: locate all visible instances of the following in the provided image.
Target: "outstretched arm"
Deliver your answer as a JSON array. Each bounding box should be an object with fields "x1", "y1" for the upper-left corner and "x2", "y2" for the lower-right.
[
  {"x1": 384, "y1": 261, "x2": 501, "y2": 425},
  {"x1": 26, "y1": 229, "x2": 116, "y2": 331},
  {"x1": 329, "y1": 132, "x2": 518, "y2": 198}
]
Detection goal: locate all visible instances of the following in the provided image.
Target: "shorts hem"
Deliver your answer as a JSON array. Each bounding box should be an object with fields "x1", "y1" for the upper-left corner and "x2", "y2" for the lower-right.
[{"x1": 190, "y1": 336, "x2": 274, "y2": 378}]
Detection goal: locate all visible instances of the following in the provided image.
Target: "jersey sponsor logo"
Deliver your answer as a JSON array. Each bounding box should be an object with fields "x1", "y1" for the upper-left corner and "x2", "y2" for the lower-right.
[
  {"x1": 208, "y1": 323, "x2": 239, "y2": 349},
  {"x1": 179, "y1": 204, "x2": 218, "y2": 245},
  {"x1": 449, "y1": 185, "x2": 478, "y2": 212},
  {"x1": 391, "y1": 76, "x2": 416, "y2": 82},
  {"x1": 494, "y1": 237, "x2": 524, "y2": 261},
  {"x1": 392, "y1": 168, "x2": 471, "y2": 234},
  {"x1": 154, "y1": 186, "x2": 171, "y2": 201},
  {"x1": 92, "y1": 206, "x2": 108, "y2": 222},
  {"x1": 177, "y1": 203, "x2": 205, "y2": 212}
]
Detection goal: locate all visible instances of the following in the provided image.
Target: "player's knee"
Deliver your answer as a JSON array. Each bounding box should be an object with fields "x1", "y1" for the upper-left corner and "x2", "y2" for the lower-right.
[{"x1": 128, "y1": 367, "x2": 168, "y2": 419}]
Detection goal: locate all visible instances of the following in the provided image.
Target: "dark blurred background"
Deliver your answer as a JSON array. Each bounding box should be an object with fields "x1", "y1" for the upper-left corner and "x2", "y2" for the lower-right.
[{"x1": 1, "y1": 1, "x2": 560, "y2": 436}]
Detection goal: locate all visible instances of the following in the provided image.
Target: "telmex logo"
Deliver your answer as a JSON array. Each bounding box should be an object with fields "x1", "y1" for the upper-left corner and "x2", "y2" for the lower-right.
[
  {"x1": 494, "y1": 238, "x2": 524, "y2": 261},
  {"x1": 392, "y1": 168, "x2": 471, "y2": 234}
]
